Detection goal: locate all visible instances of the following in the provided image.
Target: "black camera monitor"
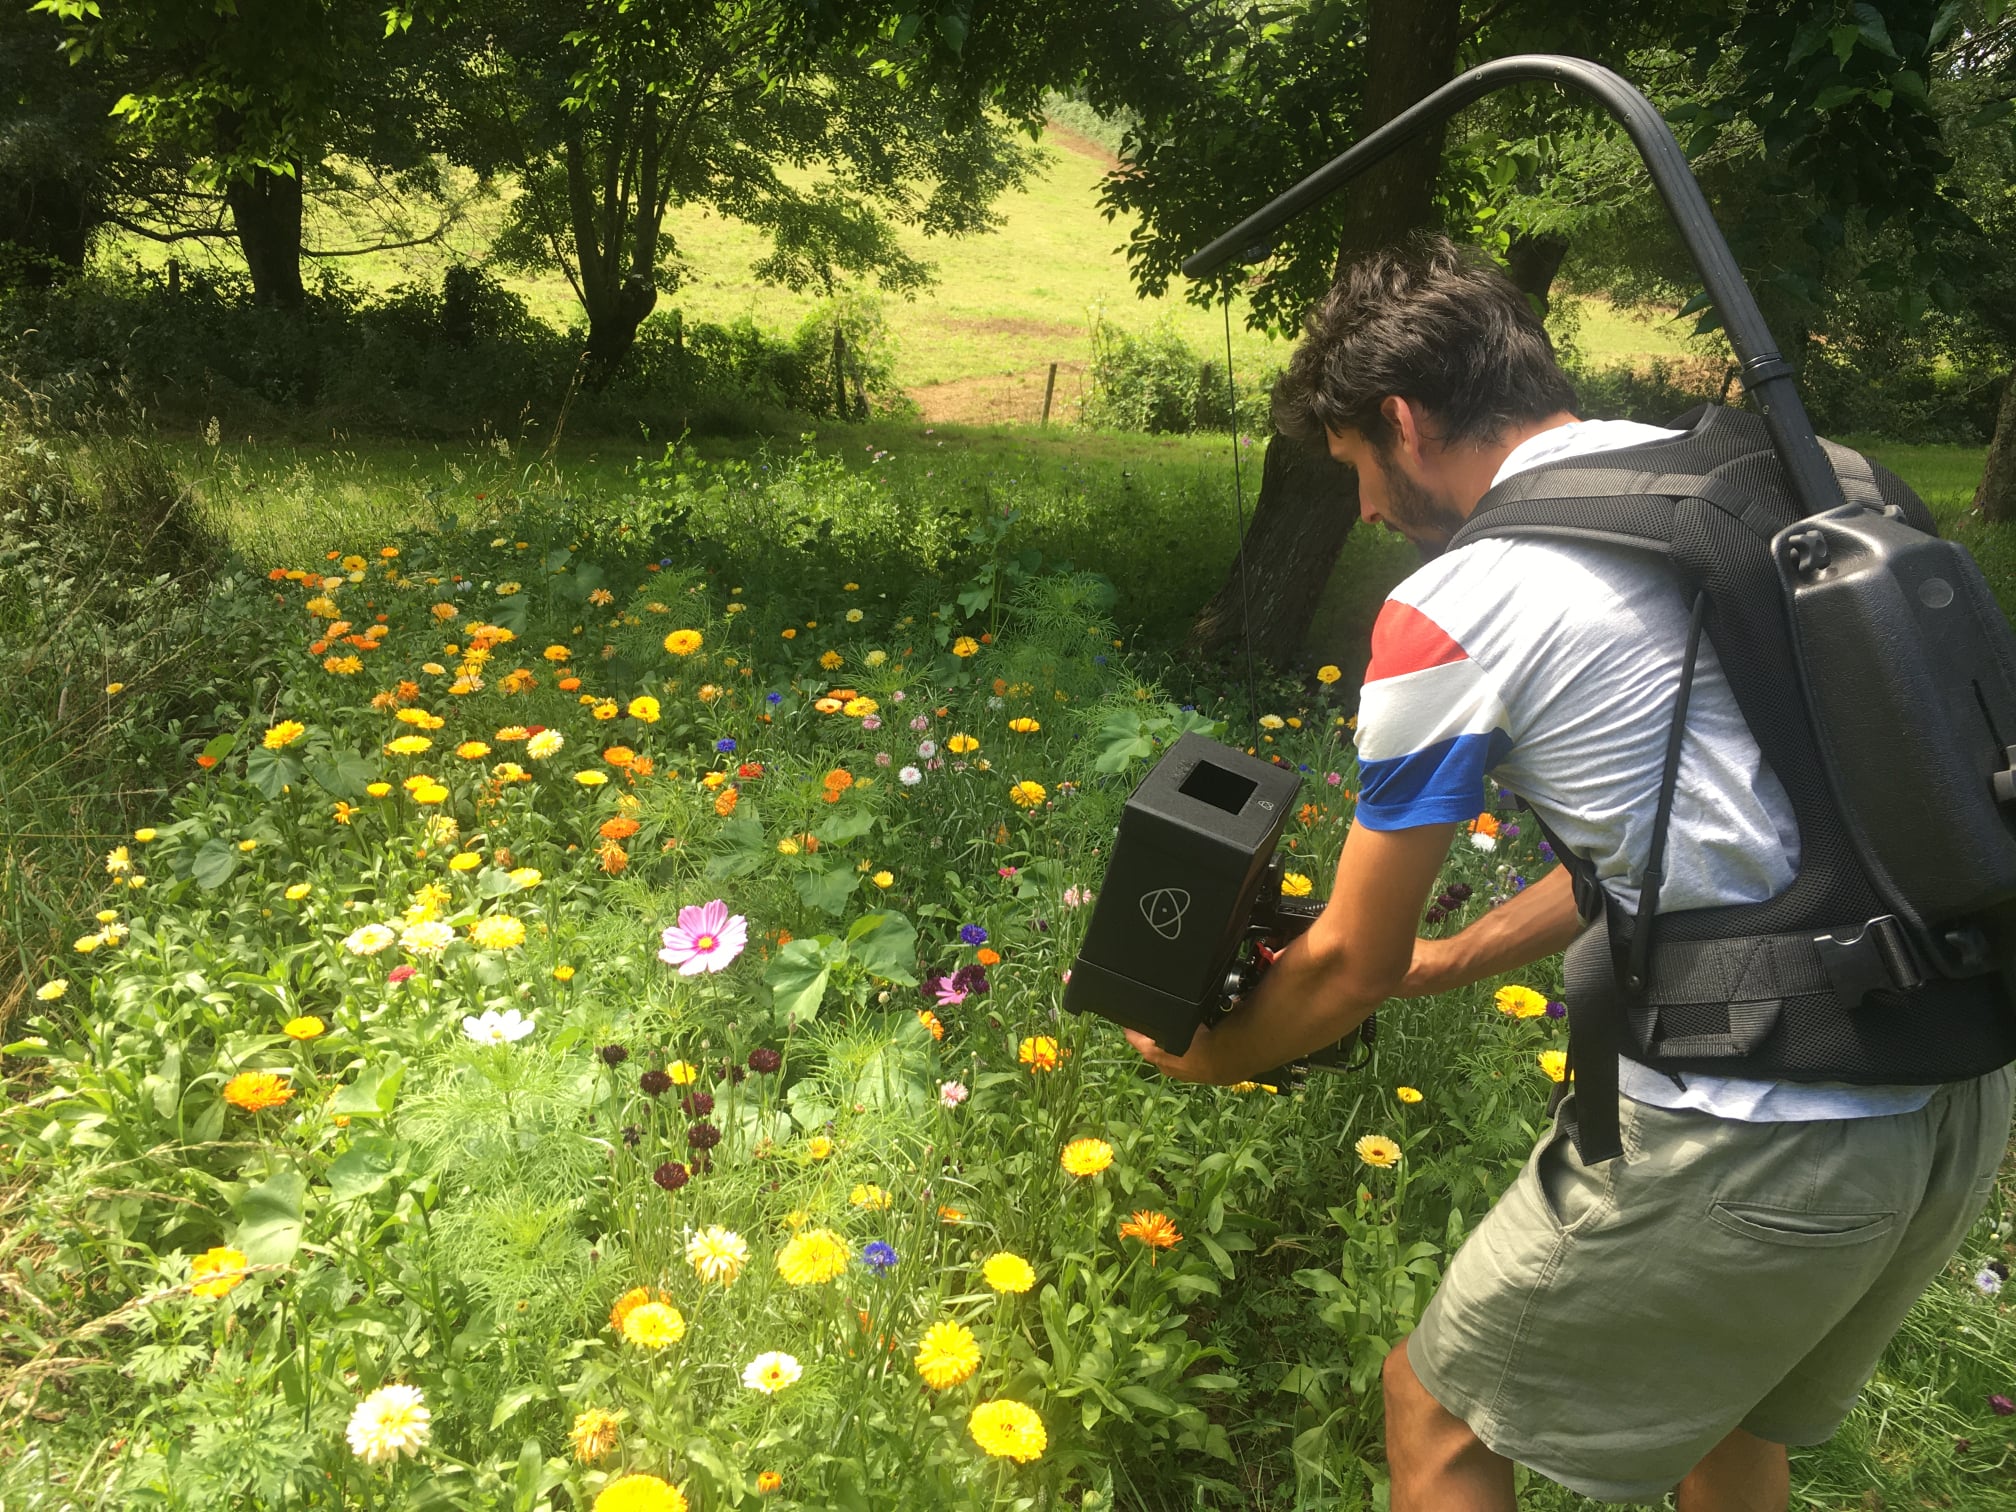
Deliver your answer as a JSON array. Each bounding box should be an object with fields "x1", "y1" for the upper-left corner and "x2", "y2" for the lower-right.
[{"x1": 1063, "y1": 732, "x2": 1304, "y2": 1054}]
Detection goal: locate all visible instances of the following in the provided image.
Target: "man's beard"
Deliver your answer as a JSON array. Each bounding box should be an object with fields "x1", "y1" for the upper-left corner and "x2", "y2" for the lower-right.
[{"x1": 1378, "y1": 461, "x2": 1468, "y2": 561}]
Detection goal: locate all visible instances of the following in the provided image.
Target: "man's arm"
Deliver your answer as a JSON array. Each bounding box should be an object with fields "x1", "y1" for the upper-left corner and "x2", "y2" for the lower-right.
[
  {"x1": 1126, "y1": 820, "x2": 1455, "y2": 1085},
  {"x1": 1397, "y1": 865, "x2": 1583, "y2": 998}
]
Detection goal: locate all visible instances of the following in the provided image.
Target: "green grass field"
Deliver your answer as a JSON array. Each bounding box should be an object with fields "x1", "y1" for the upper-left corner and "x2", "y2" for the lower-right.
[{"x1": 110, "y1": 123, "x2": 1711, "y2": 425}]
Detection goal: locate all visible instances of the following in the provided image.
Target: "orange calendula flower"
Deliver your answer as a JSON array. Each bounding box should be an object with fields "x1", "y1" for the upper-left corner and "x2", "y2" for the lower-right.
[
  {"x1": 756, "y1": 1470, "x2": 782, "y2": 1494},
  {"x1": 917, "y1": 1009, "x2": 944, "y2": 1041},
  {"x1": 714, "y1": 786, "x2": 739, "y2": 817},
  {"x1": 1018, "y1": 1036, "x2": 1061, "y2": 1072},
  {"x1": 222, "y1": 1071, "x2": 294, "y2": 1113},
  {"x1": 600, "y1": 815, "x2": 641, "y2": 841},
  {"x1": 975, "y1": 947, "x2": 1001, "y2": 966},
  {"x1": 1471, "y1": 811, "x2": 1501, "y2": 839},
  {"x1": 1118, "y1": 1210, "x2": 1182, "y2": 1260}
]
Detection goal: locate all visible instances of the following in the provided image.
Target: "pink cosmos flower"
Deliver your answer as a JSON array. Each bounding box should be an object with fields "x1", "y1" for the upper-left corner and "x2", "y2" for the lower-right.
[
  {"x1": 659, "y1": 900, "x2": 749, "y2": 975},
  {"x1": 930, "y1": 974, "x2": 967, "y2": 1007}
]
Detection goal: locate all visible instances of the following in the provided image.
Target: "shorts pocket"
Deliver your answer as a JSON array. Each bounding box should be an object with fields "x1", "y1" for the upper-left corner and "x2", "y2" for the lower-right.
[{"x1": 1707, "y1": 1201, "x2": 1896, "y2": 1249}]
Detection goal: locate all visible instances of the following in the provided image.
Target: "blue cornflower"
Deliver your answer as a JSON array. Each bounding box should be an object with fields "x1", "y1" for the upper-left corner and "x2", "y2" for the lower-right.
[
  {"x1": 715, "y1": 737, "x2": 737, "y2": 753},
  {"x1": 959, "y1": 924, "x2": 987, "y2": 946},
  {"x1": 863, "y1": 1241, "x2": 898, "y2": 1271},
  {"x1": 1545, "y1": 1000, "x2": 1567, "y2": 1020},
  {"x1": 659, "y1": 557, "x2": 672, "y2": 567},
  {"x1": 766, "y1": 691, "x2": 783, "y2": 705},
  {"x1": 1094, "y1": 655, "x2": 1108, "y2": 666}
]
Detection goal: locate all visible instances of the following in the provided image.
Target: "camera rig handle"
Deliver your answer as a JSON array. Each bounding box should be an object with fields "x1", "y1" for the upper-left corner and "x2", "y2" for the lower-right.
[{"x1": 1180, "y1": 53, "x2": 1848, "y2": 525}]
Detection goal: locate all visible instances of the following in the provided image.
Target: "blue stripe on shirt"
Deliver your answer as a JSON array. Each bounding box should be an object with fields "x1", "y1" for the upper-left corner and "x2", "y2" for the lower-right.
[{"x1": 1356, "y1": 729, "x2": 1511, "y2": 830}]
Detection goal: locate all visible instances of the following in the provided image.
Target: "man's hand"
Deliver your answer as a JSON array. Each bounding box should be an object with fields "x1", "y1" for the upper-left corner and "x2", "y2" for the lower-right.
[{"x1": 1123, "y1": 1025, "x2": 1239, "y2": 1085}]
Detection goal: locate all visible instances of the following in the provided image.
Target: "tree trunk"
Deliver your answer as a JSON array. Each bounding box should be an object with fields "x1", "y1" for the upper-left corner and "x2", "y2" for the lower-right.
[
  {"x1": 1329, "y1": 0, "x2": 1464, "y2": 278},
  {"x1": 1978, "y1": 368, "x2": 2016, "y2": 524},
  {"x1": 1187, "y1": 431, "x2": 1361, "y2": 666},
  {"x1": 1506, "y1": 230, "x2": 1571, "y2": 318},
  {"x1": 224, "y1": 166, "x2": 305, "y2": 308},
  {"x1": 1189, "y1": 0, "x2": 1460, "y2": 662}
]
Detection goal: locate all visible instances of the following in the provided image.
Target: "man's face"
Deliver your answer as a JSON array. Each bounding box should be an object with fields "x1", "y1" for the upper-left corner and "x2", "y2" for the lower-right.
[{"x1": 1326, "y1": 424, "x2": 1468, "y2": 557}]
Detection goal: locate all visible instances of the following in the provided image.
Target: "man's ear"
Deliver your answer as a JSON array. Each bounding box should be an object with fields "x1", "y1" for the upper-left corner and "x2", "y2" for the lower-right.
[{"x1": 1382, "y1": 395, "x2": 1425, "y2": 463}]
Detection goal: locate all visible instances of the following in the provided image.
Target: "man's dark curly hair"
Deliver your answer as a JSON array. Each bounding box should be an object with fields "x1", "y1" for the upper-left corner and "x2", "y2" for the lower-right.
[{"x1": 1272, "y1": 233, "x2": 1577, "y2": 451}]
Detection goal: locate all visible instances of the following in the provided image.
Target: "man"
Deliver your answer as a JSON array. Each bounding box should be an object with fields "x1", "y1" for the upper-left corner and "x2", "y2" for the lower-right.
[{"x1": 1126, "y1": 235, "x2": 2013, "y2": 1509}]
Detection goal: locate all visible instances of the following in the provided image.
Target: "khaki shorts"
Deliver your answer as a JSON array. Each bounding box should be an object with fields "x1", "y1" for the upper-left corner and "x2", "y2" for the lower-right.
[{"x1": 1410, "y1": 1067, "x2": 2014, "y2": 1503}]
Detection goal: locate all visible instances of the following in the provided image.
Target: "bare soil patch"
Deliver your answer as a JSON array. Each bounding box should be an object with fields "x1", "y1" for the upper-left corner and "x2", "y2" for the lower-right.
[{"x1": 908, "y1": 362, "x2": 1088, "y2": 426}]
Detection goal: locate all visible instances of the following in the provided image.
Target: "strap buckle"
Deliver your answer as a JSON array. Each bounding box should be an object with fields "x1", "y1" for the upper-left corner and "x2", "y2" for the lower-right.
[{"x1": 1813, "y1": 915, "x2": 1923, "y2": 1007}]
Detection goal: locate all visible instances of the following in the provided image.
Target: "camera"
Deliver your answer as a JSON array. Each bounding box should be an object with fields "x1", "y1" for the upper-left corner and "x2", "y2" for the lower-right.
[{"x1": 1062, "y1": 731, "x2": 1373, "y2": 1080}]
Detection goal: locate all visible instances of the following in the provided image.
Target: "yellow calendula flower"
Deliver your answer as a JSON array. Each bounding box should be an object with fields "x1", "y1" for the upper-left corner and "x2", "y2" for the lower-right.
[
  {"x1": 1396, "y1": 1086, "x2": 1424, "y2": 1104},
  {"x1": 620, "y1": 1300, "x2": 686, "y2": 1349},
  {"x1": 969, "y1": 1399, "x2": 1046, "y2": 1462},
  {"x1": 1538, "y1": 1049, "x2": 1570, "y2": 1083},
  {"x1": 663, "y1": 629, "x2": 702, "y2": 656},
  {"x1": 553, "y1": 964, "x2": 576, "y2": 982},
  {"x1": 1280, "y1": 872, "x2": 1314, "y2": 898},
  {"x1": 951, "y1": 636, "x2": 979, "y2": 658},
  {"x1": 594, "y1": 1474, "x2": 687, "y2": 1512},
  {"x1": 850, "y1": 1183, "x2": 893, "y2": 1211},
  {"x1": 36, "y1": 979, "x2": 67, "y2": 1001},
  {"x1": 805, "y1": 1134, "x2": 834, "y2": 1160},
  {"x1": 455, "y1": 741, "x2": 490, "y2": 760},
  {"x1": 819, "y1": 650, "x2": 844, "y2": 671},
  {"x1": 468, "y1": 915, "x2": 526, "y2": 951},
  {"x1": 385, "y1": 734, "x2": 432, "y2": 756},
  {"x1": 283, "y1": 1016, "x2": 325, "y2": 1040},
  {"x1": 133, "y1": 828, "x2": 157, "y2": 842},
  {"x1": 263, "y1": 720, "x2": 306, "y2": 750},
  {"x1": 1355, "y1": 1133, "x2": 1402, "y2": 1168},
  {"x1": 1316, "y1": 664, "x2": 1343, "y2": 685},
  {"x1": 411, "y1": 781, "x2": 449, "y2": 805},
  {"x1": 981, "y1": 1252, "x2": 1036, "y2": 1294},
  {"x1": 569, "y1": 1407, "x2": 620, "y2": 1465},
  {"x1": 526, "y1": 730, "x2": 564, "y2": 760},
  {"x1": 366, "y1": 782, "x2": 392, "y2": 797},
  {"x1": 913, "y1": 1320, "x2": 981, "y2": 1389},
  {"x1": 1495, "y1": 985, "x2": 1550, "y2": 1019},
  {"x1": 668, "y1": 1060, "x2": 699, "y2": 1085},
  {"x1": 448, "y1": 851, "x2": 483, "y2": 872},
  {"x1": 190, "y1": 1245, "x2": 250, "y2": 1298},
  {"x1": 871, "y1": 870, "x2": 894, "y2": 888},
  {"x1": 1059, "y1": 1137, "x2": 1114, "y2": 1177},
  {"x1": 1007, "y1": 716, "x2": 1040, "y2": 734},
  {"x1": 776, "y1": 1228, "x2": 850, "y2": 1286},
  {"x1": 1008, "y1": 780, "x2": 1046, "y2": 809},
  {"x1": 628, "y1": 695, "x2": 661, "y2": 723},
  {"x1": 576, "y1": 770, "x2": 610, "y2": 787}
]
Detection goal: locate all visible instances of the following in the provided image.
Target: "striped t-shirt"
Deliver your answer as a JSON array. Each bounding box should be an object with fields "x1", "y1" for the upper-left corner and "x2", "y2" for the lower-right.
[{"x1": 1353, "y1": 419, "x2": 1932, "y2": 1121}]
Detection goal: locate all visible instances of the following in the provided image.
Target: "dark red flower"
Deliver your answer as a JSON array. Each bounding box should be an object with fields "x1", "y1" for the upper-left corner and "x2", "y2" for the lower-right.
[
  {"x1": 599, "y1": 1044, "x2": 630, "y2": 1067},
  {"x1": 679, "y1": 1091, "x2": 715, "y2": 1118},
  {"x1": 652, "y1": 1160, "x2": 689, "y2": 1191},
  {"x1": 638, "y1": 1069, "x2": 672, "y2": 1097},
  {"x1": 747, "y1": 1047, "x2": 782, "y2": 1074},
  {"x1": 687, "y1": 1122, "x2": 721, "y2": 1151}
]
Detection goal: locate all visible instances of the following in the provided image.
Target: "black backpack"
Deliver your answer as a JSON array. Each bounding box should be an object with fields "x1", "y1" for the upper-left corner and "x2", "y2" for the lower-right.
[{"x1": 1449, "y1": 405, "x2": 2016, "y2": 1162}]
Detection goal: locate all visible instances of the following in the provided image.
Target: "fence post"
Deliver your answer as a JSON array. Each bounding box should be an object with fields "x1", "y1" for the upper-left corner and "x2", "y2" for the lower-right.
[{"x1": 1040, "y1": 362, "x2": 1058, "y2": 426}]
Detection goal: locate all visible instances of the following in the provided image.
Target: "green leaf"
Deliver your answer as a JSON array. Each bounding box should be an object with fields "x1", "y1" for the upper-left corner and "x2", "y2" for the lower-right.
[
  {"x1": 233, "y1": 1169, "x2": 306, "y2": 1266},
  {"x1": 816, "y1": 808, "x2": 876, "y2": 845},
  {"x1": 243, "y1": 746, "x2": 300, "y2": 799},
  {"x1": 794, "y1": 865, "x2": 858, "y2": 917},
  {"x1": 326, "y1": 1134, "x2": 399, "y2": 1202},
  {"x1": 304, "y1": 748, "x2": 374, "y2": 800},
  {"x1": 333, "y1": 1057, "x2": 405, "y2": 1118},
  {"x1": 766, "y1": 938, "x2": 835, "y2": 1023},
  {"x1": 201, "y1": 731, "x2": 238, "y2": 762},
  {"x1": 191, "y1": 838, "x2": 240, "y2": 892},
  {"x1": 845, "y1": 910, "x2": 918, "y2": 985}
]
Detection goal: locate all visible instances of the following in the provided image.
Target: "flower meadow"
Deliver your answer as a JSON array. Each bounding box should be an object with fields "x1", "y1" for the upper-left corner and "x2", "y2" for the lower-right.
[{"x1": 11, "y1": 475, "x2": 2016, "y2": 1511}]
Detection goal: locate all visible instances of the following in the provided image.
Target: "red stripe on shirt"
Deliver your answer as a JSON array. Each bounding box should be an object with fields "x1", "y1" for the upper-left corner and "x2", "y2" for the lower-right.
[{"x1": 1365, "y1": 600, "x2": 1468, "y2": 683}]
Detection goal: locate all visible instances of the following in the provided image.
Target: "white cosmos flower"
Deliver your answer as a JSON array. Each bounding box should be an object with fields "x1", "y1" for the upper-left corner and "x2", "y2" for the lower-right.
[
  {"x1": 899, "y1": 765, "x2": 922, "y2": 786},
  {"x1": 462, "y1": 1007, "x2": 535, "y2": 1045},
  {"x1": 1468, "y1": 832, "x2": 1498, "y2": 853},
  {"x1": 742, "y1": 1351, "x2": 803, "y2": 1393}
]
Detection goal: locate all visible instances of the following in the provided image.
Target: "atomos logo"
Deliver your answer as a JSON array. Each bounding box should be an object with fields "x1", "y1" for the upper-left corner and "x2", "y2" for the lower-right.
[{"x1": 1138, "y1": 887, "x2": 1191, "y2": 941}]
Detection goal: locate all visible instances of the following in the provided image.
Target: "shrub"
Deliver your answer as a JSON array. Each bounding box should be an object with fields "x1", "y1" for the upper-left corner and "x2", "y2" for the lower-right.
[{"x1": 1081, "y1": 313, "x2": 1271, "y2": 435}]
